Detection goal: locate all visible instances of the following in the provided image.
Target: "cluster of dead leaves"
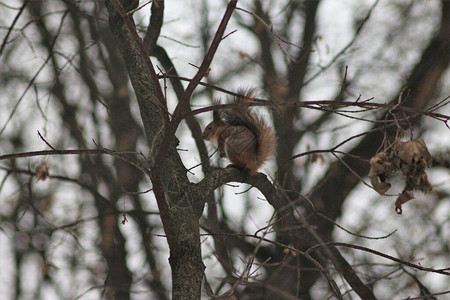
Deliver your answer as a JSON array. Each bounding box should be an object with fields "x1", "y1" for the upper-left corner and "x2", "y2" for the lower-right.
[{"x1": 369, "y1": 138, "x2": 432, "y2": 214}]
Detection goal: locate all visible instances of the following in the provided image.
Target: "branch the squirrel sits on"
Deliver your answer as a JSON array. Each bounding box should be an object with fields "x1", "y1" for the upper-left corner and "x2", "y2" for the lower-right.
[{"x1": 202, "y1": 90, "x2": 276, "y2": 175}]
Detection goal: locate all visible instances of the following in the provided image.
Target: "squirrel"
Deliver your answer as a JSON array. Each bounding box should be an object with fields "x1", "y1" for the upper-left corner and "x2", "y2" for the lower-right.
[{"x1": 202, "y1": 90, "x2": 276, "y2": 175}]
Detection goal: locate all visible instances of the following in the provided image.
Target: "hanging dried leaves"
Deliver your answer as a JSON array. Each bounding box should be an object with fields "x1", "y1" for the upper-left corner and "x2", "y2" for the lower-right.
[{"x1": 368, "y1": 138, "x2": 432, "y2": 214}]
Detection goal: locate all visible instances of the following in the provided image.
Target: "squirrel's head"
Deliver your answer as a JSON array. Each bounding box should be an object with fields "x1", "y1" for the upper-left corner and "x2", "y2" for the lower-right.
[
  {"x1": 202, "y1": 109, "x2": 224, "y2": 141},
  {"x1": 202, "y1": 121, "x2": 215, "y2": 141}
]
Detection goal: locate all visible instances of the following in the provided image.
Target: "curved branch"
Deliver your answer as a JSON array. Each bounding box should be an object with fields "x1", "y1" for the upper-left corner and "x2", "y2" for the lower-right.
[{"x1": 309, "y1": 242, "x2": 450, "y2": 276}]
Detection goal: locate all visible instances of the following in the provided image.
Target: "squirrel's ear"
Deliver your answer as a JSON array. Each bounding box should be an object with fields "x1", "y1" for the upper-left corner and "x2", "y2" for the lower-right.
[
  {"x1": 213, "y1": 109, "x2": 220, "y2": 122},
  {"x1": 213, "y1": 99, "x2": 221, "y2": 122}
]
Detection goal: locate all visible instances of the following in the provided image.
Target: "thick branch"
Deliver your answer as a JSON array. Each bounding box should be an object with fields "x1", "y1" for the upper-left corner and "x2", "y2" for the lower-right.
[{"x1": 106, "y1": 1, "x2": 207, "y2": 299}]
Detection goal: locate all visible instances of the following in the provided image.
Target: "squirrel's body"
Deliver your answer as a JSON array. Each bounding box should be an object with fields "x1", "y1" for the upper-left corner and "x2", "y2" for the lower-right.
[{"x1": 202, "y1": 90, "x2": 275, "y2": 175}]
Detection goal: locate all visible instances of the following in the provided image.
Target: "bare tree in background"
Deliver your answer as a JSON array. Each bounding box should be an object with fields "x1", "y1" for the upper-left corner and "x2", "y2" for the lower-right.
[{"x1": 0, "y1": 0, "x2": 449, "y2": 299}]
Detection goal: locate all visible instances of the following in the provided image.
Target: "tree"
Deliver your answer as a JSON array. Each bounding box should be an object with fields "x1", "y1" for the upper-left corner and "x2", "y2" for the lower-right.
[{"x1": 0, "y1": 0, "x2": 449, "y2": 299}]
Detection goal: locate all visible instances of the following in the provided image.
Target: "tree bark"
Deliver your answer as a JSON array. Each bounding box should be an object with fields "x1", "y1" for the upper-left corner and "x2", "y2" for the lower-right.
[{"x1": 105, "y1": 1, "x2": 207, "y2": 298}]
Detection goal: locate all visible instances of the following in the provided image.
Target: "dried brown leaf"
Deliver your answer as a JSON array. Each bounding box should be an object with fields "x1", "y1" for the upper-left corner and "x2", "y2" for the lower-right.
[
  {"x1": 394, "y1": 139, "x2": 433, "y2": 192},
  {"x1": 369, "y1": 152, "x2": 395, "y2": 175},
  {"x1": 204, "y1": 67, "x2": 211, "y2": 78},
  {"x1": 312, "y1": 153, "x2": 325, "y2": 164},
  {"x1": 369, "y1": 152, "x2": 395, "y2": 194},
  {"x1": 417, "y1": 173, "x2": 433, "y2": 193},
  {"x1": 394, "y1": 139, "x2": 432, "y2": 174},
  {"x1": 36, "y1": 162, "x2": 49, "y2": 181},
  {"x1": 370, "y1": 178, "x2": 391, "y2": 195},
  {"x1": 42, "y1": 261, "x2": 58, "y2": 274},
  {"x1": 395, "y1": 190, "x2": 415, "y2": 214}
]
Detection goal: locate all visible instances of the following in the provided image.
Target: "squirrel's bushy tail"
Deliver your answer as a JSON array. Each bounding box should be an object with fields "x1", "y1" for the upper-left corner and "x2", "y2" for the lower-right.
[
  {"x1": 221, "y1": 89, "x2": 276, "y2": 173},
  {"x1": 253, "y1": 114, "x2": 276, "y2": 169}
]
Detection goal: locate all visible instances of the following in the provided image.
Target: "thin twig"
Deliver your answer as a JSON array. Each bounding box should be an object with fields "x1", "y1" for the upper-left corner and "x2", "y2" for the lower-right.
[{"x1": 37, "y1": 130, "x2": 56, "y2": 150}]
